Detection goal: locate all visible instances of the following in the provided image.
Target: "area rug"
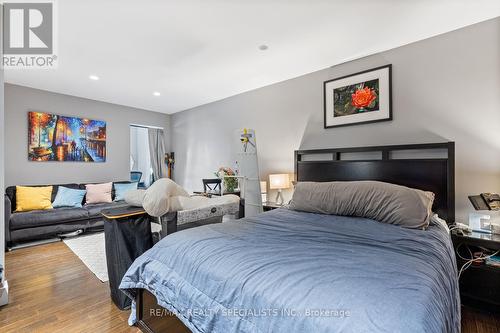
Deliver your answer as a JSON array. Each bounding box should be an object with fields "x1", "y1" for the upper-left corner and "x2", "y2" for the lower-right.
[{"x1": 63, "y1": 232, "x2": 108, "y2": 282}]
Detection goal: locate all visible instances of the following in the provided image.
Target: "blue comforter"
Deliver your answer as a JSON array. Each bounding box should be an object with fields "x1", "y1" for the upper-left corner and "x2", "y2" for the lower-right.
[{"x1": 120, "y1": 208, "x2": 460, "y2": 333}]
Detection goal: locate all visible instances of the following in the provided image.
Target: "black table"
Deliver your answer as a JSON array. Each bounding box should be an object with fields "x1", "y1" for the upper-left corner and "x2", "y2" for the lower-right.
[
  {"x1": 263, "y1": 201, "x2": 283, "y2": 212},
  {"x1": 102, "y1": 206, "x2": 153, "y2": 310},
  {"x1": 451, "y1": 230, "x2": 500, "y2": 312}
]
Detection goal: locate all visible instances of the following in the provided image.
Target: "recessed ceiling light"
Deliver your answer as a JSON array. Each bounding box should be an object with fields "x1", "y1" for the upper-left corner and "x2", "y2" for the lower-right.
[
  {"x1": 89, "y1": 75, "x2": 99, "y2": 81},
  {"x1": 258, "y1": 45, "x2": 269, "y2": 51},
  {"x1": 153, "y1": 91, "x2": 161, "y2": 96}
]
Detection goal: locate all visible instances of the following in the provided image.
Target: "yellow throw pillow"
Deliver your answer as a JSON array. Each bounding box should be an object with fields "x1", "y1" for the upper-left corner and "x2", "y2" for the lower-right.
[{"x1": 15, "y1": 186, "x2": 53, "y2": 212}]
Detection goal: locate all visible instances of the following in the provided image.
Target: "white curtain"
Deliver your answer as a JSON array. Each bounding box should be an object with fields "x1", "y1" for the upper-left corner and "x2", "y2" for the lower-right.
[
  {"x1": 130, "y1": 126, "x2": 153, "y2": 186},
  {"x1": 148, "y1": 128, "x2": 167, "y2": 181}
]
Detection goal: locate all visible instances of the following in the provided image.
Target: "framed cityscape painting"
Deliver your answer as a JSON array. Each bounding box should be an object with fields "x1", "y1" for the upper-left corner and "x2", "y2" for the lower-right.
[
  {"x1": 28, "y1": 111, "x2": 106, "y2": 162},
  {"x1": 324, "y1": 64, "x2": 392, "y2": 128}
]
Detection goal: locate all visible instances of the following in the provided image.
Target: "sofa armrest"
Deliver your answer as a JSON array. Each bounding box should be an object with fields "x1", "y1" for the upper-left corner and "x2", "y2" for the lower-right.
[{"x1": 4, "y1": 195, "x2": 11, "y2": 244}]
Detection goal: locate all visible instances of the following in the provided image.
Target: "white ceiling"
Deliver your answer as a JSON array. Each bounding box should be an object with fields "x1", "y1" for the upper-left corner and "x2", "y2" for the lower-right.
[{"x1": 5, "y1": 0, "x2": 500, "y2": 114}]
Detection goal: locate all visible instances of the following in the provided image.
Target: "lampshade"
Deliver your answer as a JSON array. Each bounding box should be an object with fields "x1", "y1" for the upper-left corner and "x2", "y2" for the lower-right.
[
  {"x1": 260, "y1": 181, "x2": 267, "y2": 194},
  {"x1": 269, "y1": 174, "x2": 290, "y2": 190}
]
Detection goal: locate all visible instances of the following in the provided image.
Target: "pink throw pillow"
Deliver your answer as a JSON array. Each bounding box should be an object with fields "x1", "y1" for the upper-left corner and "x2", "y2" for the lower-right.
[{"x1": 85, "y1": 182, "x2": 112, "y2": 204}]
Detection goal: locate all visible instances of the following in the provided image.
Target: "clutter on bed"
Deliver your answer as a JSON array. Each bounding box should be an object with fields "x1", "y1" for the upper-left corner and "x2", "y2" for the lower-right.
[
  {"x1": 289, "y1": 180, "x2": 434, "y2": 229},
  {"x1": 131, "y1": 178, "x2": 190, "y2": 216},
  {"x1": 124, "y1": 178, "x2": 242, "y2": 236}
]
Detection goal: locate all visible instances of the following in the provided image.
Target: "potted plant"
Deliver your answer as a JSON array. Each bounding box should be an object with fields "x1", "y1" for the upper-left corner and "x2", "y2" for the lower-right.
[{"x1": 216, "y1": 167, "x2": 238, "y2": 193}]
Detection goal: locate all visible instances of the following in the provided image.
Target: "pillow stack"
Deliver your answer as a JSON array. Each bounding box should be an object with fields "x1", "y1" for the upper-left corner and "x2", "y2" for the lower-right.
[{"x1": 14, "y1": 181, "x2": 140, "y2": 212}]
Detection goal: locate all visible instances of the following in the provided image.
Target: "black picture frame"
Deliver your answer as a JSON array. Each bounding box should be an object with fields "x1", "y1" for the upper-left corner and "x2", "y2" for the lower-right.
[{"x1": 323, "y1": 64, "x2": 392, "y2": 129}]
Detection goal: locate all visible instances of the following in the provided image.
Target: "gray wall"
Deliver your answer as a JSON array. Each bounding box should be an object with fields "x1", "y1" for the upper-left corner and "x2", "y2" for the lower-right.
[
  {"x1": 5, "y1": 84, "x2": 170, "y2": 186},
  {"x1": 171, "y1": 17, "x2": 500, "y2": 223}
]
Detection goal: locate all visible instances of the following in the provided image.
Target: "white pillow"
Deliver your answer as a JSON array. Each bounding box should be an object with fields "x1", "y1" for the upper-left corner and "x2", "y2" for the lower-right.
[{"x1": 142, "y1": 178, "x2": 189, "y2": 216}]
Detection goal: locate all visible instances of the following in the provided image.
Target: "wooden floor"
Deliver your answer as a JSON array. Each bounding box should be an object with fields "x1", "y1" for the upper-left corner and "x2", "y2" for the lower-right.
[
  {"x1": 0, "y1": 241, "x2": 499, "y2": 333},
  {"x1": 0, "y1": 241, "x2": 138, "y2": 333}
]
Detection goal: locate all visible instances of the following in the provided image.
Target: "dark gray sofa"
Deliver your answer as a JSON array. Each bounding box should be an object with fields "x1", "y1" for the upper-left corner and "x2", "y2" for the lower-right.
[{"x1": 4, "y1": 182, "x2": 131, "y2": 247}]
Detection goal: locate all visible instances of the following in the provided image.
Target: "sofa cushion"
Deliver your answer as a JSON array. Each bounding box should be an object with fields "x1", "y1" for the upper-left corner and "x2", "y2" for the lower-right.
[
  {"x1": 10, "y1": 219, "x2": 98, "y2": 243},
  {"x1": 114, "y1": 182, "x2": 138, "y2": 202},
  {"x1": 84, "y1": 202, "x2": 129, "y2": 219},
  {"x1": 15, "y1": 186, "x2": 53, "y2": 212},
  {"x1": 79, "y1": 181, "x2": 133, "y2": 202},
  {"x1": 52, "y1": 187, "x2": 87, "y2": 208},
  {"x1": 10, "y1": 207, "x2": 89, "y2": 230},
  {"x1": 85, "y1": 182, "x2": 113, "y2": 204}
]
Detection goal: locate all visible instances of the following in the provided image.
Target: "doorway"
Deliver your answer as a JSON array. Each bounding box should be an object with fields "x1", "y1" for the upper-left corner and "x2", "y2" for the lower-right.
[{"x1": 130, "y1": 125, "x2": 153, "y2": 187}]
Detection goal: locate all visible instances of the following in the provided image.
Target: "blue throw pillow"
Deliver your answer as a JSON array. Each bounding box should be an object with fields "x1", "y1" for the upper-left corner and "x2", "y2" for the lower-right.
[
  {"x1": 52, "y1": 186, "x2": 86, "y2": 208},
  {"x1": 114, "y1": 182, "x2": 138, "y2": 201}
]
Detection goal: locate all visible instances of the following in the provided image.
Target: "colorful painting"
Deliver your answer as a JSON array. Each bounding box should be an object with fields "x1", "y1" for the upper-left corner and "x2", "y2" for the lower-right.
[
  {"x1": 324, "y1": 65, "x2": 392, "y2": 128},
  {"x1": 28, "y1": 112, "x2": 106, "y2": 162}
]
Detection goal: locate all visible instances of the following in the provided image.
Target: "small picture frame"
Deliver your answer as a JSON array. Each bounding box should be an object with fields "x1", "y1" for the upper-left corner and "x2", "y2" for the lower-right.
[{"x1": 324, "y1": 64, "x2": 392, "y2": 128}]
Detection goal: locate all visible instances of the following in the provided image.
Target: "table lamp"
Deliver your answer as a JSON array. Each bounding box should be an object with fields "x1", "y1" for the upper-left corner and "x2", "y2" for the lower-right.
[
  {"x1": 269, "y1": 174, "x2": 290, "y2": 205},
  {"x1": 260, "y1": 181, "x2": 267, "y2": 203}
]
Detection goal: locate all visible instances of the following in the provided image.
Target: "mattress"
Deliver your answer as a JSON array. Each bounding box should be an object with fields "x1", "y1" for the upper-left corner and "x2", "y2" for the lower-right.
[
  {"x1": 120, "y1": 208, "x2": 460, "y2": 333},
  {"x1": 173, "y1": 194, "x2": 240, "y2": 225}
]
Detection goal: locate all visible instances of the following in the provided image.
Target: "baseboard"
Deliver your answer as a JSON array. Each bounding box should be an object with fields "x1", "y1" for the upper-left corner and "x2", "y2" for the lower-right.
[{"x1": 8, "y1": 237, "x2": 61, "y2": 251}]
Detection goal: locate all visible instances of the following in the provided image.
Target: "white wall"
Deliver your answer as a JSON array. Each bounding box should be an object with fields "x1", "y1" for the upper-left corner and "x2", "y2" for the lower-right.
[
  {"x1": 4, "y1": 84, "x2": 170, "y2": 186},
  {"x1": 171, "y1": 17, "x2": 500, "y2": 223}
]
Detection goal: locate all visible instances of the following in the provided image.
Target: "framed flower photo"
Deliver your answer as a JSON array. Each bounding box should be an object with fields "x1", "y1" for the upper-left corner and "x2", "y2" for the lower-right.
[{"x1": 324, "y1": 64, "x2": 392, "y2": 128}]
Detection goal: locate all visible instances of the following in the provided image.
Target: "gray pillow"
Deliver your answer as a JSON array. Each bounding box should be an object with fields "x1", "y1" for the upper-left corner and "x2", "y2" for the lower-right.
[
  {"x1": 124, "y1": 189, "x2": 146, "y2": 207},
  {"x1": 288, "y1": 181, "x2": 434, "y2": 229}
]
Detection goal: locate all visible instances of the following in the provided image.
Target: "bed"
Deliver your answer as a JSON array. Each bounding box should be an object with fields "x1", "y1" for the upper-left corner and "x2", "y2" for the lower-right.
[{"x1": 120, "y1": 142, "x2": 459, "y2": 333}]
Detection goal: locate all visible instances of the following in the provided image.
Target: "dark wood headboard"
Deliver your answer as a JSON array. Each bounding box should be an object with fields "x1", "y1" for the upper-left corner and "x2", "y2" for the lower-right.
[{"x1": 294, "y1": 142, "x2": 455, "y2": 222}]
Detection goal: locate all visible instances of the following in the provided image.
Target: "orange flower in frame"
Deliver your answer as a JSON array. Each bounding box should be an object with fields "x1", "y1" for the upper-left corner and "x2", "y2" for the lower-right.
[{"x1": 351, "y1": 87, "x2": 376, "y2": 108}]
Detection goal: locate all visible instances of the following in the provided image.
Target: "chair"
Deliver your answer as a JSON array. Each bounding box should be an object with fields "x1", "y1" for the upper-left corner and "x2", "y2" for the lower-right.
[
  {"x1": 202, "y1": 178, "x2": 222, "y2": 196},
  {"x1": 130, "y1": 171, "x2": 143, "y2": 187}
]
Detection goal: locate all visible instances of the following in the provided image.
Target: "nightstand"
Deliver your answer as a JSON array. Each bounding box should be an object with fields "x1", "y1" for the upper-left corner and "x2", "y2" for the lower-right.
[
  {"x1": 263, "y1": 201, "x2": 283, "y2": 212},
  {"x1": 451, "y1": 230, "x2": 500, "y2": 312}
]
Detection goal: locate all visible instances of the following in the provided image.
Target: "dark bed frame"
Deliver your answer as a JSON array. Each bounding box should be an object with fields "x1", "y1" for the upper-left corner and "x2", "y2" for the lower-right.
[{"x1": 134, "y1": 142, "x2": 456, "y2": 333}]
